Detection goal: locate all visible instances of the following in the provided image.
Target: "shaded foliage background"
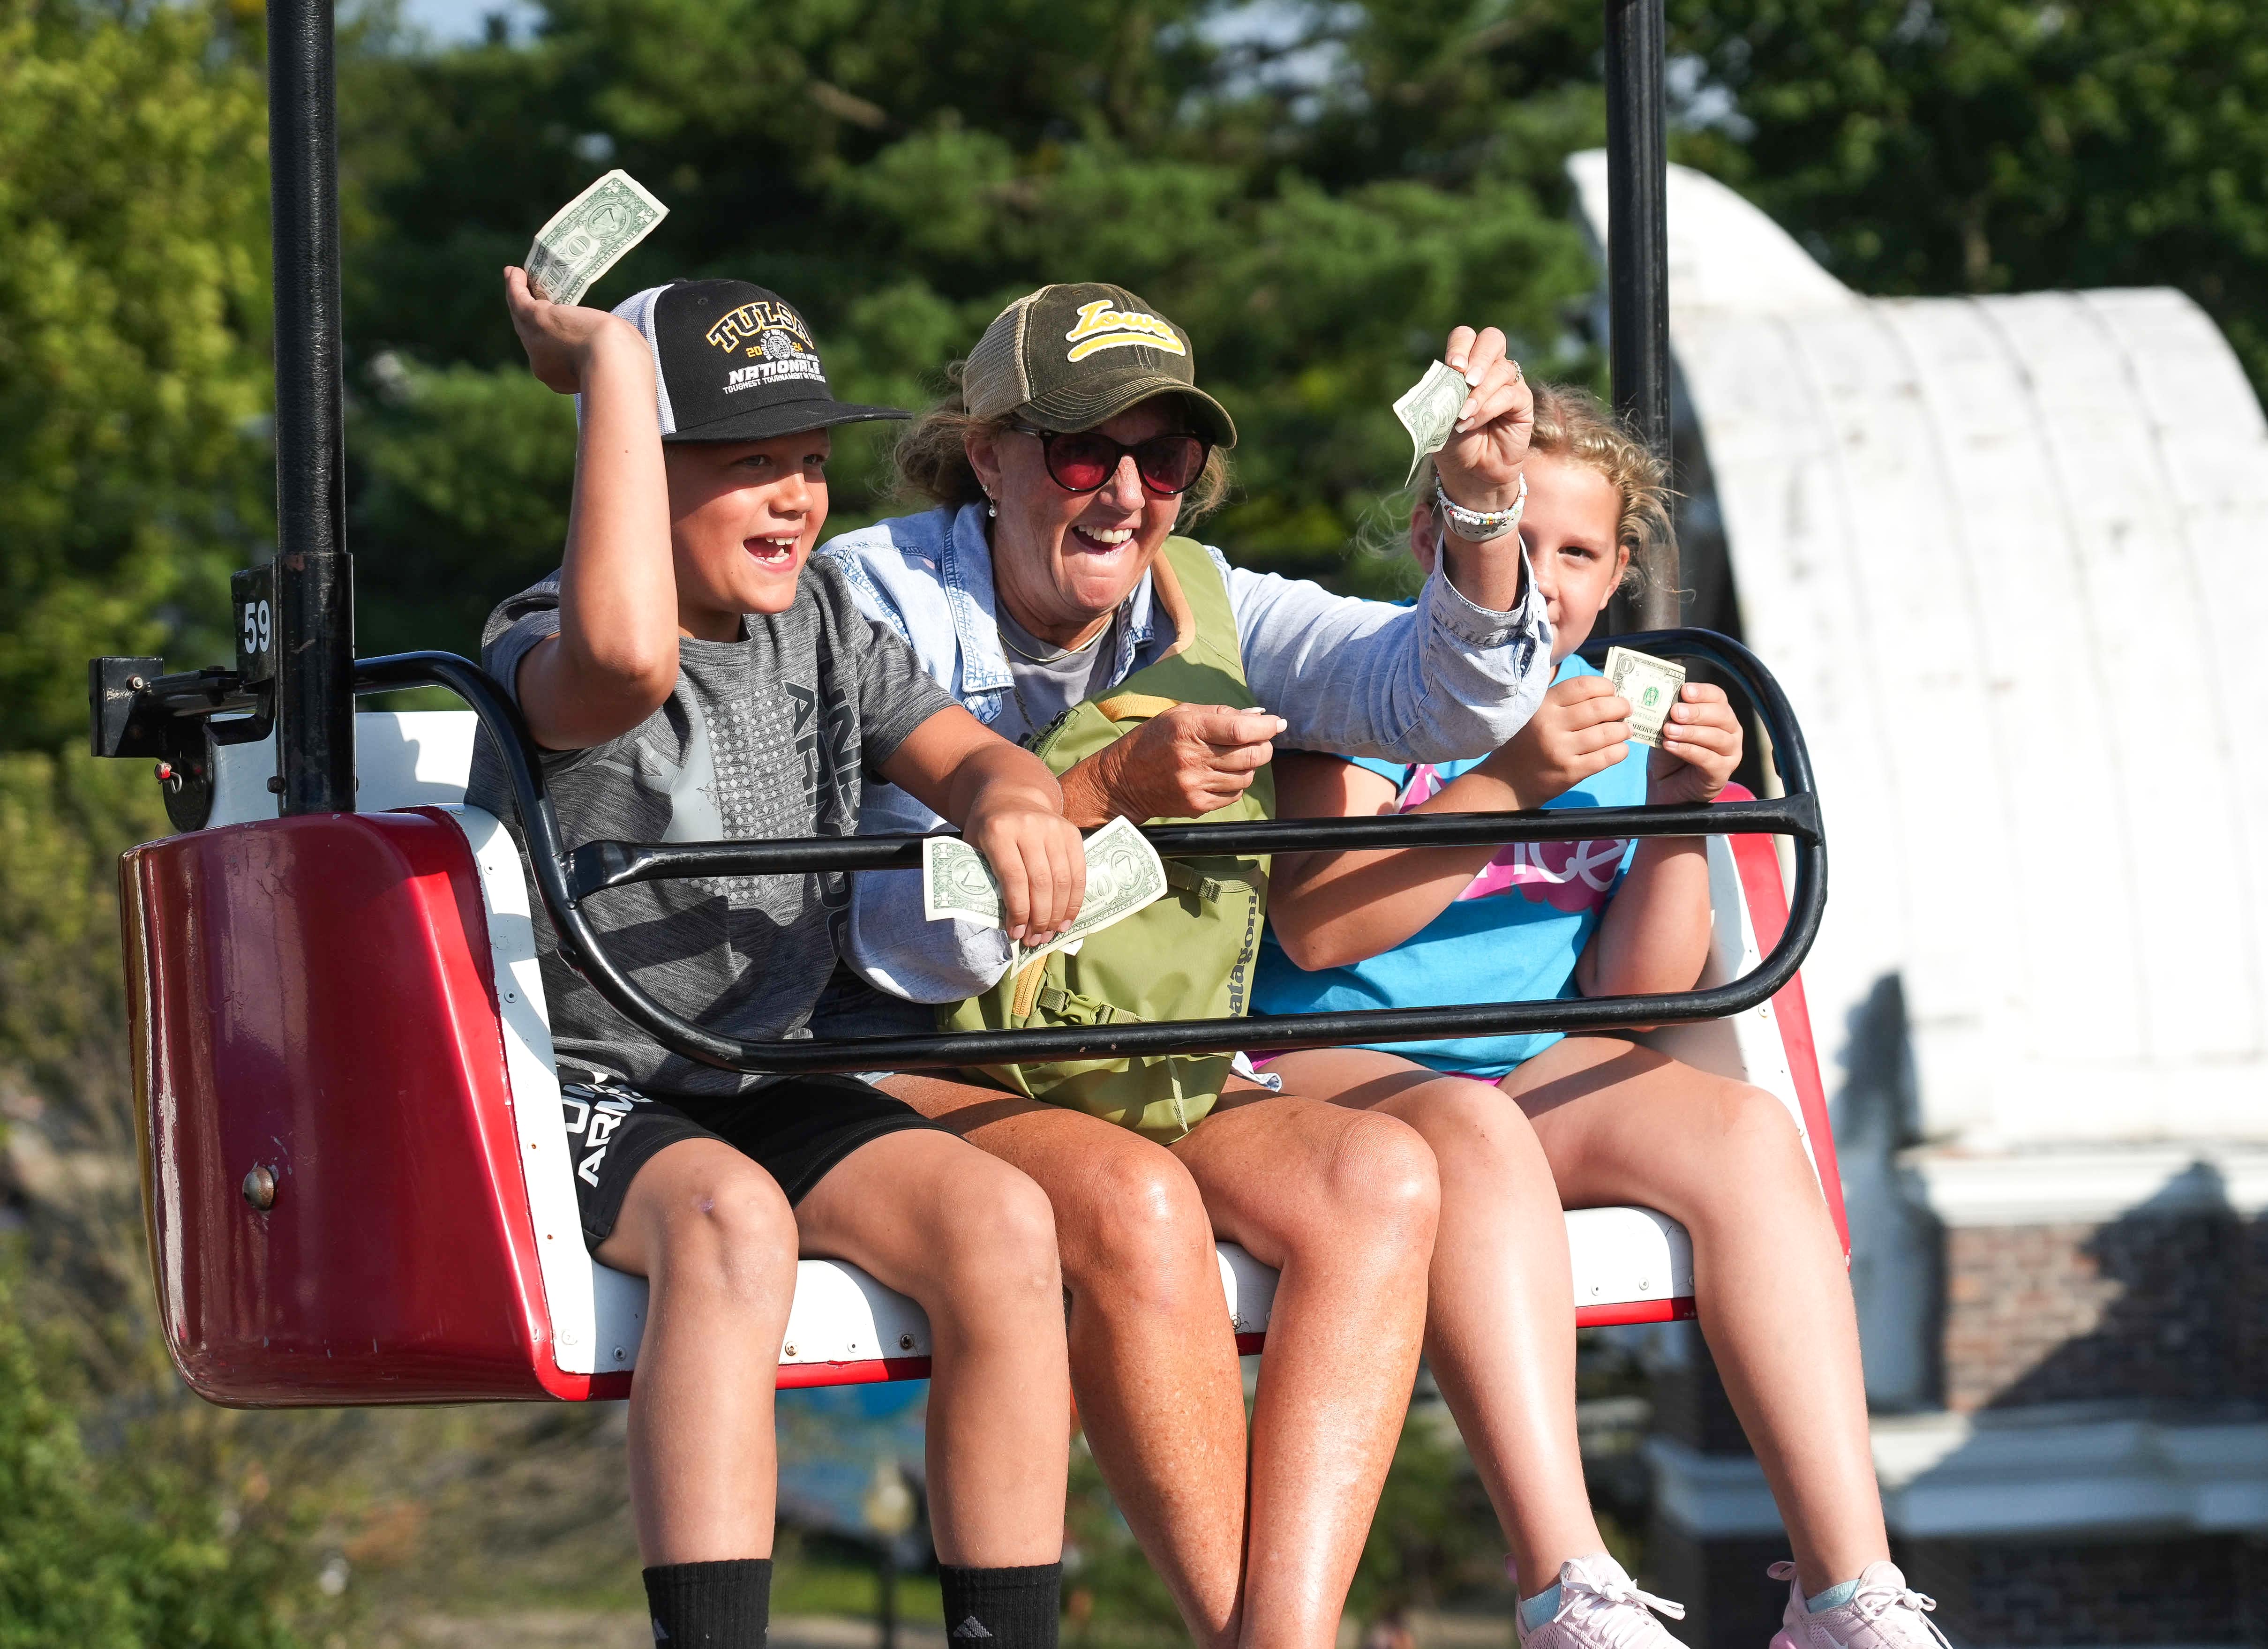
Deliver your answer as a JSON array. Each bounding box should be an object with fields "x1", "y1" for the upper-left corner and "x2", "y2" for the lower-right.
[{"x1": 3, "y1": 0, "x2": 2264, "y2": 1637}]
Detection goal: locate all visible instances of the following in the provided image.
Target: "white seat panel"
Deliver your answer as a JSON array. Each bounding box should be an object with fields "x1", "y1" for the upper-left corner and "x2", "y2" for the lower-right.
[
  {"x1": 1218, "y1": 1241, "x2": 1278, "y2": 1337},
  {"x1": 1567, "y1": 1206, "x2": 1693, "y2": 1312},
  {"x1": 589, "y1": 1212, "x2": 1690, "y2": 1382},
  {"x1": 209, "y1": 710, "x2": 477, "y2": 825},
  {"x1": 779, "y1": 1259, "x2": 930, "y2": 1369}
]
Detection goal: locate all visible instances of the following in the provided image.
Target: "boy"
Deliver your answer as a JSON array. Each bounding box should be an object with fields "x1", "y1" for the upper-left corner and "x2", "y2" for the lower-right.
[{"x1": 475, "y1": 269, "x2": 1081, "y2": 1649}]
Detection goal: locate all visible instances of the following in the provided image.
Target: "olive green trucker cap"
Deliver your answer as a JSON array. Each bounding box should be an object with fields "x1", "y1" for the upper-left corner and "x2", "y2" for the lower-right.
[{"x1": 962, "y1": 283, "x2": 1237, "y2": 449}]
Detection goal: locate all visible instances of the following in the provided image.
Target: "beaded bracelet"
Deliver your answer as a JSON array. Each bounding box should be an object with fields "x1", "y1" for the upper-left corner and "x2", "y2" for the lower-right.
[{"x1": 1434, "y1": 472, "x2": 1527, "y2": 542}]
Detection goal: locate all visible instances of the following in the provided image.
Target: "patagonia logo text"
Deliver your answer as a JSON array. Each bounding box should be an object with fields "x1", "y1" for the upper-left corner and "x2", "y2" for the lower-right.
[{"x1": 1063, "y1": 299, "x2": 1186, "y2": 363}]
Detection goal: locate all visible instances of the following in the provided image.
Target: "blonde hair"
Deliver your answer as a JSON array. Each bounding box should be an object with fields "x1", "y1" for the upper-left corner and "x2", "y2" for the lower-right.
[
  {"x1": 1418, "y1": 382, "x2": 1671, "y2": 592},
  {"x1": 892, "y1": 362, "x2": 1233, "y2": 521}
]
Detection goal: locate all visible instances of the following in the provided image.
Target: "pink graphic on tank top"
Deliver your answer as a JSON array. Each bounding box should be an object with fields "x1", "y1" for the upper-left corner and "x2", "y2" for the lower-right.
[{"x1": 1398, "y1": 764, "x2": 1627, "y2": 915}]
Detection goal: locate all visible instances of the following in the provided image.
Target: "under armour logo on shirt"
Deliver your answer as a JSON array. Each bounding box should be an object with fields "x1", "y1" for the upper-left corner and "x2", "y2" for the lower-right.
[{"x1": 952, "y1": 1618, "x2": 994, "y2": 1639}]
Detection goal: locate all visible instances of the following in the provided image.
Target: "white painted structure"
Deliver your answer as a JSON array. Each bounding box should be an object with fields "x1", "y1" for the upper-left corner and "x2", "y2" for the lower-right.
[
  {"x1": 1569, "y1": 150, "x2": 2268, "y2": 1153},
  {"x1": 1566, "y1": 152, "x2": 2268, "y2": 1563}
]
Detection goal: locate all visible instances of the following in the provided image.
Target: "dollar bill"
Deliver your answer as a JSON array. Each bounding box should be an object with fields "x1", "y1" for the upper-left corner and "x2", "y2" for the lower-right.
[
  {"x1": 1602, "y1": 645, "x2": 1689, "y2": 750},
  {"x1": 524, "y1": 170, "x2": 668, "y2": 306},
  {"x1": 922, "y1": 815, "x2": 1170, "y2": 970},
  {"x1": 1391, "y1": 358, "x2": 1471, "y2": 484}
]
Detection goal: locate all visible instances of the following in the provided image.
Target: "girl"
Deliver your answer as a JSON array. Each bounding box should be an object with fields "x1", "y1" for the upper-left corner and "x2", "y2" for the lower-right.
[{"x1": 1252, "y1": 386, "x2": 1944, "y2": 1649}]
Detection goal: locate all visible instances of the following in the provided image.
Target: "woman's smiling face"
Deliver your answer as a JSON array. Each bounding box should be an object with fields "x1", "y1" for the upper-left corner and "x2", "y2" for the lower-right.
[{"x1": 969, "y1": 398, "x2": 1188, "y2": 646}]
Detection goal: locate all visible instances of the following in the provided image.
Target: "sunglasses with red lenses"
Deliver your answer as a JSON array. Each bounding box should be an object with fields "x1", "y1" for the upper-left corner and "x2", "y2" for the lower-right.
[{"x1": 1012, "y1": 423, "x2": 1211, "y2": 498}]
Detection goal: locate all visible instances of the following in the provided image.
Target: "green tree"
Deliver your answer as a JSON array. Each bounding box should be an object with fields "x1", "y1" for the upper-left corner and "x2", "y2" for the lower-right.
[
  {"x1": 1665, "y1": 0, "x2": 2268, "y2": 393},
  {"x1": 0, "y1": 1253, "x2": 330, "y2": 1647},
  {"x1": 0, "y1": 0, "x2": 274, "y2": 751},
  {"x1": 336, "y1": 0, "x2": 1600, "y2": 652}
]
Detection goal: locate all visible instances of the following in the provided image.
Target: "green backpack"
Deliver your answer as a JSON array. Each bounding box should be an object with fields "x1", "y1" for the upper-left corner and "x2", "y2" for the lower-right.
[{"x1": 941, "y1": 536, "x2": 1274, "y2": 1141}]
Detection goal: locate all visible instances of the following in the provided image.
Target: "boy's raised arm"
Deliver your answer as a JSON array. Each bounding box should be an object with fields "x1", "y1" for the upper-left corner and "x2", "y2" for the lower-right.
[{"x1": 501, "y1": 266, "x2": 679, "y2": 751}]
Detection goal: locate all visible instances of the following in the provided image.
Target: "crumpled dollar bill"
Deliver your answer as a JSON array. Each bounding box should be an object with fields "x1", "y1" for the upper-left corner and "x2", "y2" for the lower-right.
[
  {"x1": 525, "y1": 170, "x2": 668, "y2": 306},
  {"x1": 922, "y1": 814, "x2": 1169, "y2": 971},
  {"x1": 1392, "y1": 358, "x2": 1469, "y2": 484}
]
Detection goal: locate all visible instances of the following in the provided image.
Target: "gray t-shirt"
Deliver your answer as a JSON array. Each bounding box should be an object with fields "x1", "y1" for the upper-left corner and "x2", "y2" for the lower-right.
[
  {"x1": 466, "y1": 556, "x2": 956, "y2": 1098},
  {"x1": 989, "y1": 605, "x2": 1125, "y2": 746}
]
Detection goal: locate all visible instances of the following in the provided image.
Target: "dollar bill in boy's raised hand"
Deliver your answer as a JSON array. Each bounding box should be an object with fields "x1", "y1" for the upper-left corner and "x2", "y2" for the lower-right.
[
  {"x1": 1392, "y1": 359, "x2": 1470, "y2": 484},
  {"x1": 525, "y1": 170, "x2": 668, "y2": 306},
  {"x1": 1602, "y1": 645, "x2": 1689, "y2": 750},
  {"x1": 922, "y1": 814, "x2": 1170, "y2": 969}
]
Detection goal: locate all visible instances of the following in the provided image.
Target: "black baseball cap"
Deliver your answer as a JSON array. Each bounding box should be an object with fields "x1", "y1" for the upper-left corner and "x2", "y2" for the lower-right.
[
  {"x1": 962, "y1": 282, "x2": 1237, "y2": 449},
  {"x1": 610, "y1": 279, "x2": 908, "y2": 442}
]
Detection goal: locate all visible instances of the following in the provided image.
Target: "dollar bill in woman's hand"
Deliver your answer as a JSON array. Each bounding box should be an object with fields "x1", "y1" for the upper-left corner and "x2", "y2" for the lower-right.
[{"x1": 1393, "y1": 359, "x2": 1468, "y2": 484}]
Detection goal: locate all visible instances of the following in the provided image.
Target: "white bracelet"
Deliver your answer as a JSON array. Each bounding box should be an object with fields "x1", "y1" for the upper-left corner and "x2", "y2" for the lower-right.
[{"x1": 1434, "y1": 472, "x2": 1527, "y2": 542}]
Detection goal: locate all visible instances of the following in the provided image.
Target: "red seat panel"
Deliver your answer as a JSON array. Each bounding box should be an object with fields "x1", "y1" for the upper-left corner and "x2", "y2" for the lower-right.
[{"x1": 123, "y1": 812, "x2": 571, "y2": 1405}]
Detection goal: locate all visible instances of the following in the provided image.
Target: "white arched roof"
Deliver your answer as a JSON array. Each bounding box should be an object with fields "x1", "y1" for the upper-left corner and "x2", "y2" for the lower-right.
[{"x1": 1570, "y1": 152, "x2": 2268, "y2": 1147}]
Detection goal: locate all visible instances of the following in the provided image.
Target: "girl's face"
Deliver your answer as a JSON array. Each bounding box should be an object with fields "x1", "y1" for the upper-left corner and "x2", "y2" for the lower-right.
[
  {"x1": 967, "y1": 398, "x2": 1187, "y2": 644},
  {"x1": 663, "y1": 429, "x2": 832, "y2": 636},
  {"x1": 1412, "y1": 450, "x2": 1628, "y2": 663}
]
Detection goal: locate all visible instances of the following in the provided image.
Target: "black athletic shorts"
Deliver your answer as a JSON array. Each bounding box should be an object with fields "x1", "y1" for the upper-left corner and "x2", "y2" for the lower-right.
[{"x1": 556, "y1": 1064, "x2": 940, "y2": 1250}]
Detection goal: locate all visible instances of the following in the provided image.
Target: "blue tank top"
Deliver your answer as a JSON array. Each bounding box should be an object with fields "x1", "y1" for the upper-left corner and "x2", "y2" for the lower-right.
[{"x1": 1251, "y1": 655, "x2": 1647, "y2": 1076}]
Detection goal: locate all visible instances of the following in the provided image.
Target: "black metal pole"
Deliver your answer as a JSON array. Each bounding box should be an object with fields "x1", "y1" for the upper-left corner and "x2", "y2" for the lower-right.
[
  {"x1": 266, "y1": 0, "x2": 355, "y2": 814},
  {"x1": 1604, "y1": 0, "x2": 1677, "y2": 629}
]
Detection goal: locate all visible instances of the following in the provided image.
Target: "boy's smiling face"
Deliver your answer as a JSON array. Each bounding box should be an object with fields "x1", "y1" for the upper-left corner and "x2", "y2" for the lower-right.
[{"x1": 663, "y1": 428, "x2": 832, "y2": 637}]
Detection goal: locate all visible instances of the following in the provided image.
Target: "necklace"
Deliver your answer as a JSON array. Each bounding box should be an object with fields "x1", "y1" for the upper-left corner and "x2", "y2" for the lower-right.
[
  {"x1": 996, "y1": 606, "x2": 1117, "y2": 740},
  {"x1": 996, "y1": 611, "x2": 1110, "y2": 665}
]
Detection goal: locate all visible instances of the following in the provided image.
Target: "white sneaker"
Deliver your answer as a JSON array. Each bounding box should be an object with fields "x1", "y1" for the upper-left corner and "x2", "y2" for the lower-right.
[
  {"x1": 1517, "y1": 1554, "x2": 1690, "y2": 1649},
  {"x1": 1768, "y1": 1561, "x2": 1951, "y2": 1649}
]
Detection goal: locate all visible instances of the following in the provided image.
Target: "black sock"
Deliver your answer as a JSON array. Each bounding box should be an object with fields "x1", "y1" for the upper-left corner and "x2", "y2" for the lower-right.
[
  {"x1": 941, "y1": 1562, "x2": 1061, "y2": 1649},
  {"x1": 643, "y1": 1558, "x2": 772, "y2": 1647}
]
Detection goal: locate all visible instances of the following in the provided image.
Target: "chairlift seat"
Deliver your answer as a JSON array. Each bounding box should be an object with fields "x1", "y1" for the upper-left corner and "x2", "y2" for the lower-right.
[{"x1": 120, "y1": 711, "x2": 1841, "y2": 1406}]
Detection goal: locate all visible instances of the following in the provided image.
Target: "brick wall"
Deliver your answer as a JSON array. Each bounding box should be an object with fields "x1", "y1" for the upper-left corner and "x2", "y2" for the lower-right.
[
  {"x1": 1899, "y1": 1533, "x2": 2268, "y2": 1647},
  {"x1": 1940, "y1": 1212, "x2": 2265, "y2": 1413},
  {"x1": 1652, "y1": 1521, "x2": 2268, "y2": 1649},
  {"x1": 1645, "y1": 1207, "x2": 2268, "y2": 1646},
  {"x1": 1644, "y1": 1519, "x2": 1787, "y2": 1649}
]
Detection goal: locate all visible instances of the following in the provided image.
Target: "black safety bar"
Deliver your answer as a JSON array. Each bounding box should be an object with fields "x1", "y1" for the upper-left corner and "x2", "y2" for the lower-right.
[{"x1": 345, "y1": 625, "x2": 1824, "y2": 1077}]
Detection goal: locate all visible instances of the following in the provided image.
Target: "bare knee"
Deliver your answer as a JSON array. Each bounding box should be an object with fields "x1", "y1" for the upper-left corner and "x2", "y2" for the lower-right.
[
  {"x1": 1394, "y1": 1079, "x2": 1549, "y2": 1187},
  {"x1": 926, "y1": 1160, "x2": 1062, "y2": 1315},
  {"x1": 1711, "y1": 1082, "x2": 1807, "y2": 1164},
  {"x1": 1313, "y1": 1109, "x2": 1441, "y2": 1249},
  {"x1": 1053, "y1": 1143, "x2": 1216, "y2": 1316},
  {"x1": 1677, "y1": 1081, "x2": 1816, "y2": 1222},
  {"x1": 640, "y1": 1156, "x2": 798, "y2": 1313}
]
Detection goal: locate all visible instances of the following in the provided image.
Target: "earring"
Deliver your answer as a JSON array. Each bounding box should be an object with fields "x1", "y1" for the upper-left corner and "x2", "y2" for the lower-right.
[{"x1": 983, "y1": 490, "x2": 998, "y2": 519}]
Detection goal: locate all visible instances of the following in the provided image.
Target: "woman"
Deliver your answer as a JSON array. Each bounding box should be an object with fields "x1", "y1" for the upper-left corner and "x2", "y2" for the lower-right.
[{"x1": 813, "y1": 282, "x2": 1552, "y2": 1649}]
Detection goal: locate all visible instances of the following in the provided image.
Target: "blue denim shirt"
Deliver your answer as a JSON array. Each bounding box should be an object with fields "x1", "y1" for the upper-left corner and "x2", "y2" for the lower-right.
[{"x1": 816, "y1": 502, "x2": 1553, "y2": 1004}]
